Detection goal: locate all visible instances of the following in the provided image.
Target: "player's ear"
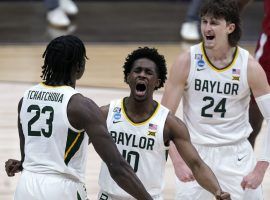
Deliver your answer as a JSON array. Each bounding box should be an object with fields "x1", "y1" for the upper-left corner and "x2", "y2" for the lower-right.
[
  {"x1": 227, "y1": 23, "x2": 235, "y2": 34},
  {"x1": 156, "y1": 79, "x2": 161, "y2": 88},
  {"x1": 126, "y1": 73, "x2": 130, "y2": 83},
  {"x1": 76, "y1": 59, "x2": 85, "y2": 79}
]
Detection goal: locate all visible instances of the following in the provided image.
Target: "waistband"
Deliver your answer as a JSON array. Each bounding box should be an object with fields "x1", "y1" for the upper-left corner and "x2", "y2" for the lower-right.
[{"x1": 193, "y1": 138, "x2": 248, "y2": 147}]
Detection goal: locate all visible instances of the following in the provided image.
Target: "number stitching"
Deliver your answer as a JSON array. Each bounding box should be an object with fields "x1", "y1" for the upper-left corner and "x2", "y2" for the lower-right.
[
  {"x1": 27, "y1": 105, "x2": 54, "y2": 137},
  {"x1": 122, "y1": 149, "x2": 140, "y2": 172},
  {"x1": 201, "y1": 97, "x2": 227, "y2": 118}
]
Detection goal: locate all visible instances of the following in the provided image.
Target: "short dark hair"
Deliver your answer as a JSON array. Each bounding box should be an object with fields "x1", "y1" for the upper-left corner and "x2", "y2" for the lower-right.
[
  {"x1": 41, "y1": 35, "x2": 87, "y2": 85},
  {"x1": 200, "y1": 0, "x2": 241, "y2": 47},
  {"x1": 123, "y1": 47, "x2": 167, "y2": 90}
]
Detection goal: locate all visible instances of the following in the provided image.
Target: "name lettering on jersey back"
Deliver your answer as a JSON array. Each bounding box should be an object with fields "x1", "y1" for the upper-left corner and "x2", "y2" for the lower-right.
[
  {"x1": 195, "y1": 79, "x2": 239, "y2": 95},
  {"x1": 110, "y1": 131, "x2": 155, "y2": 151},
  {"x1": 27, "y1": 90, "x2": 64, "y2": 103}
]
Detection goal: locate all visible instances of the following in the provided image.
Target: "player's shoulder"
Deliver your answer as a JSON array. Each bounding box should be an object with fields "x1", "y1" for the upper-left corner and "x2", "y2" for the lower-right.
[
  {"x1": 247, "y1": 54, "x2": 263, "y2": 74},
  {"x1": 69, "y1": 93, "x2": 100, "y2": 114},
  {"x1": 100, "y1": 104, "x2": 110, "y2": 118},
  {"x1": 165, "y1": 111, "x2": 185, "y2": 129}
]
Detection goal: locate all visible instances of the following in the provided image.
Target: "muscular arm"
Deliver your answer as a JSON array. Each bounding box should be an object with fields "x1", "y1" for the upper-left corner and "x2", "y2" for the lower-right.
[
  {"x1": 68, "y1": 95, "x2": 152, "y2": 200},
  {"x1": 5, "y1": 98, "x2": 24, "y2": 177},
  {"x1": 161, "y1": 51, "x2": 194, "y2": 181},
  {"x1": 18, "y1": 98, "x2": 25, "y2": 164},
  {"x1": 100, "y1": 104, "x2": 109, "y2": 119},
  {"x1": 161, "y1": 51, "x2": 190, "y2": 114},
  {"x1": 164, "y1": 114, "x2": 229, "y2": 198},
  {"x1": 241, "y1": 55, "x2": 270, "y2": 189}
]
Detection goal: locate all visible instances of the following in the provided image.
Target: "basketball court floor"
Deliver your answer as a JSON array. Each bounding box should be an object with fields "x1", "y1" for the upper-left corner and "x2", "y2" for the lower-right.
[{"x1": 0, "y1": 1, "x2": 269, "y2": 199}]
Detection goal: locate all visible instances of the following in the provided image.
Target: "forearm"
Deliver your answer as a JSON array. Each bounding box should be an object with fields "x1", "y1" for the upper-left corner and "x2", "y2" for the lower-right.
[
  {"x1": 192, "y1": 163, "x2": 221, "y2": 195},
  {"x1": 169, "y1": 143, "x2": 186, "y2": 167},
  {"x1": 256, "y1": 117, "x2": 270, "y2": 175},
  {"x1": 256, "y1": 95, "x2": 270, "y2": 163},
  {"x1": 109, "y1": 161, "x2": 152, "y2": 200}
]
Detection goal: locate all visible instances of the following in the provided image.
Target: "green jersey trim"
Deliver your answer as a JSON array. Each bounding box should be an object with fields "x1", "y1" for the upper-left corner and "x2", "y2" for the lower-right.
[{"x1": 64, "y1": 129, "x2": 85, "y2": 165}]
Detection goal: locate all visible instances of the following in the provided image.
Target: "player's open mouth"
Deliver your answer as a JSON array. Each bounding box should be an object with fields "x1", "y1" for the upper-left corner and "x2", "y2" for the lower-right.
[
  {"x1": 135, "y1": 83, "x2": 147, "y2": 96},
  {"x1": 206, "y1": 35, "x2": 215, "y2": 40}
]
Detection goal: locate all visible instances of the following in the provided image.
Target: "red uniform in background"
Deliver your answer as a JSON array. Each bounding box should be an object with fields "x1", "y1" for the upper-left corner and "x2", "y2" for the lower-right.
[
  {"x1": 249, "y1": 0, "x2": 270, "y2": 147},
  {"x1": 255, "y1": 0, "x2": 270, "y2": 82}
]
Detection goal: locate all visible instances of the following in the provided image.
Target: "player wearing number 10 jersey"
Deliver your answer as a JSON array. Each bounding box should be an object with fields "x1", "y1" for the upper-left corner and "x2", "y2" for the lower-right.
[
  {"x1": 97, "y1": 47, "x2": 231, "y2": 200},
  {"x1": 98, "y1": 99, "x2": 169, "y2": 199}
]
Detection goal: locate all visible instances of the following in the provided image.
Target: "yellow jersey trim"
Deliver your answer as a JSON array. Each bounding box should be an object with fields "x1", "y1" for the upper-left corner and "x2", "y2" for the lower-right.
[
  {"x1": 200, "y1": 43, "x2": 239, "y2": 72},
  {"x1": 64, "y1": 132, "x2": 81, "y2": 159},
  {"x1": 121, "y1": 99, "x2": 160, "y2": 126}
]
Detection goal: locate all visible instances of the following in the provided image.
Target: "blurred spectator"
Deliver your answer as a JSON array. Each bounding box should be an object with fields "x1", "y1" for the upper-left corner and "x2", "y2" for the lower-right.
[
  {"x1": 238, "y1": 0, "x2": 270, "y2": 148},
  {"x1": 180, "y1": 0, "x2": 203, "y2": 41},
  {"x1": 45, "y1": 0, "x2": 78, "y2": 27}
]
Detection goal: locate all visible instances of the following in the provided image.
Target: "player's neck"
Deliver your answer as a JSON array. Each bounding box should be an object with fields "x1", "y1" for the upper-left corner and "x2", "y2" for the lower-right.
[
  {"x1": 205, "y1": 45, "x2": 236, "y2": 69},
  {"x1": 123, "y1": 97, "x2": 157, "y2": 123},
  {"x1": 44, "y1": 80, "x2": 75, "y2": 88}
]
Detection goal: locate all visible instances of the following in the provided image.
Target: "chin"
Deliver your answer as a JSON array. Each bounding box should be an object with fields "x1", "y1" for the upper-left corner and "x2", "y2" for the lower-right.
[
  {"x1": 134, "y1": 95, "x2": 147, "y2": 102},
  {"x1": 204, "y1": 42, "x2": 215, "y2": 49}
]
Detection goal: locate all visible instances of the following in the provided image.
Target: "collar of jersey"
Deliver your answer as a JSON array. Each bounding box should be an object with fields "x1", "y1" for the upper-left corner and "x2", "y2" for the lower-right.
[
  {"x1": 121, "y1": 98, "x2": 160, "y2": 126},
  {"x1": 200, "y1": 42, "x2": 239, "y2": 72},
  {"x1": 40, "y1": 82, "x2": 70, "y2": 88}
]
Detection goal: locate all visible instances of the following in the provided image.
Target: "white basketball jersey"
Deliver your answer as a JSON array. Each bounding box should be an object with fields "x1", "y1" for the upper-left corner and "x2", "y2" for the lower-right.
[
  {"x1": 98, "y1": 99, "x2": 169, "y2": 198},
  {"x1": 183, "y1": 43, "x2": 252, "y2": 145},
  {"x1": 20, "y1": 83, "x2": 89, "y2": 183}
]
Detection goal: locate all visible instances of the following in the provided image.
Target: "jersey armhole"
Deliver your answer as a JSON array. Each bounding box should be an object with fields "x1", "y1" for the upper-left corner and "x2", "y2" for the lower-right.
[
  {"x1": 185, "y1": 45, "x2": 197, "y2": 90},
  {"x1": 63, "y1": 92, "x2": 84, "y2": 133}
]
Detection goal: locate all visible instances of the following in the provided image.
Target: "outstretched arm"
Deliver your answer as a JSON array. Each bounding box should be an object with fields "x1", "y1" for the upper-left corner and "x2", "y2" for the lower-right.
[
  {"x1": 68, "y1": 94, "x2": 152, "y2": 200},
  {"x1": 165, "y1": 114, "x2": 230, "y2": 199}
]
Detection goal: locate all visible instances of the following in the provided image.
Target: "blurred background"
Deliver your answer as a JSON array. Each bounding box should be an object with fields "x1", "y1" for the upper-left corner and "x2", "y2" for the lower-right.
[
  {"x1": 0, "y1": 0, "x2": 263, "y2": 44},
  {"x1": 0, "y1": 0, "x2": 268, "y2": 199}
]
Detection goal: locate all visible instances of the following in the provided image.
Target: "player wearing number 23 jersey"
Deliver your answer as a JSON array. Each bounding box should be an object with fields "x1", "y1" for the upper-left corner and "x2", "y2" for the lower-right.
[
  {"x1": 20, "y1": 83, "x2": 89, "y2": 182},
  {"x1": 16, "y1": 83, "x2": 89, "y2": 200},
  {"x1": 6, "y1": 36, "x2": 153, "y2": 200}
]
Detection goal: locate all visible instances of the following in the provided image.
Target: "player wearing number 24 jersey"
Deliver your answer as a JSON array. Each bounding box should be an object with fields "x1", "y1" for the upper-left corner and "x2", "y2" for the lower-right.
[
  {"x1": 161, "y1": 0, "x2": 270, "y2": 199},
  {"x1": 97, "y1": 47, "x2": 231, "y2": 200}
]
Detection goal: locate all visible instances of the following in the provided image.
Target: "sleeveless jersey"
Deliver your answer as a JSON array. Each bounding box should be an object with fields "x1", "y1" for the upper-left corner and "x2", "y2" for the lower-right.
[
  {"x1": 183, "y1": 43, "x2": 252, "y2": 145},
  {"x1": 98, "y1": 99, "x2": 169, "y2": 198},
  {"x1": 20, "y1": 83, "x2": 89, "y2": 183}
]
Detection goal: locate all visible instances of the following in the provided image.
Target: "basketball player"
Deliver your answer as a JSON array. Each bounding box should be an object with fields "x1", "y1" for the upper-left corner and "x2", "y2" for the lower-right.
[
  {"x1": 97, "y1": 47, "x2": 230, "y2": 200},
  {"x1": 161, "y1": 0, "x2": 270, "y2": 199},
  {"x1": 238, "y1": 0, "x2": 270, "y2": 148},
  {"x1": 4, "y1": 35, "x2": 153, "y2": 200}
]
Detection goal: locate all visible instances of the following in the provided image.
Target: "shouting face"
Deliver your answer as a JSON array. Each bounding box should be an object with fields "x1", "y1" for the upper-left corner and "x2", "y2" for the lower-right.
[
  {"x1": 201, "y1": 15, "x2": 235, "y2": 49},
  {"x1": 127, "y1": 58, "x2": 160, "y2": 101}
]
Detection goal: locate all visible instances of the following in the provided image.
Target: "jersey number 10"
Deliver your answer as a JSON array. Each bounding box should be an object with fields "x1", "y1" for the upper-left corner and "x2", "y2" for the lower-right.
[{"x1": 122, "y1": 149, "x2": 140, "y2": 172}]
